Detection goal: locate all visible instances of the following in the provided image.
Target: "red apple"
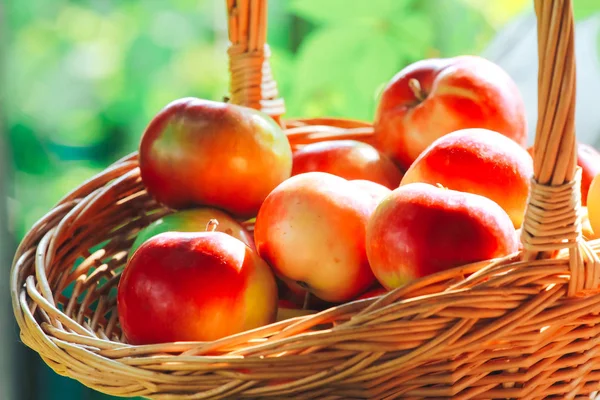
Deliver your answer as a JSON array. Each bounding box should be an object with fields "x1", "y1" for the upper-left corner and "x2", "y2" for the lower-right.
[
  {"x1": 292, "y1": 140, "x2": 404, "y2": 188},
  {"x1": 254, "y1": 172, "x2": 377, "y2": 303},
  {"x1": 139, "y1": 97, "x2": 293, "y2": 217},
  {"x1": 117, "y1": 229, "x2": 278, "y2": 344},
  {"x1": 401, "y1": 128, "x2": 533, "y2": 228},
  {"x1": 530, "y1": 143, "x2": 600, "y2": 207},
  {"x1": 373, "y1": 55, "x2": 527, "y2": 171},
  {"x1": 129, "y1": 207, "x2": 255, "y2": 258},
  {"x1": 366, "y1": 183, "x2": 518, "y2": 290},
  {"x1": 350, "y1": 179, "x2": 392, "y2": 203}
]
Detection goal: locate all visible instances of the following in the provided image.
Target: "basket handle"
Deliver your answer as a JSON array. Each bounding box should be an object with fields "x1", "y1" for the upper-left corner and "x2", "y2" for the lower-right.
[
  {"x1": 225, "y1": 0, "x2": 285, "y2": 122},
  {"x1": 521, "y1": 0, "x2": 599, "y2": 296}
]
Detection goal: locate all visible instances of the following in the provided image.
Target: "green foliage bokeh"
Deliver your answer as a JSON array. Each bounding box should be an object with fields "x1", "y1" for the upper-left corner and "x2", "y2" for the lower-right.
[{"x1": 3, "y1": 0, "x2": 506, "y2": 238}]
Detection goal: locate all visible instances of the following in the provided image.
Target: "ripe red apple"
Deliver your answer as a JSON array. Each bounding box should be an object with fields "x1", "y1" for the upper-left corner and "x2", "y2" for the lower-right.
[
  {"x1": 254, "y1": 172, "x2": 377, "y2": 303},
  {"x1": 350, "y1": 179, "x2": 392, "y2": 203},
  {"x1": 129, "y1": 207, "x2": 255, "y2": 258},
  {"x1": 401, "y1": 128, "x2": 533, "y2": 228},
  {"x1": 530, "y1": 143, "x2": 600, "y2": 207},
  {"x1": 366, "y1": 183, "x2": 518, "y2": 290},
  {"x1": 139, "y1": 97, "x2": 293, "y2": 217},
  {"x1": 373, "y1": 55, "x2": 527, "y2": 171},
  {"x1": 292, "y1": 140, "x2": 404, "y2": 188},
  {"x1": 117, "y1": 229, "x2": 278, "y2": 344}
]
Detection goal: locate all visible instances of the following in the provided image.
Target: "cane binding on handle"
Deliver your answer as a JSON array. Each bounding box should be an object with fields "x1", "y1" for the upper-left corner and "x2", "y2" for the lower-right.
[{"x1": 226, "y1": 0, "x2": 285, "y2": 123}]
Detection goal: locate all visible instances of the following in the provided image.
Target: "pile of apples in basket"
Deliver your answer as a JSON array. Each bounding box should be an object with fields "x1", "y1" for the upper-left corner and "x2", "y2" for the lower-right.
[{"x1": 118, "y1": 55, "x2": 600, "y2": 346}]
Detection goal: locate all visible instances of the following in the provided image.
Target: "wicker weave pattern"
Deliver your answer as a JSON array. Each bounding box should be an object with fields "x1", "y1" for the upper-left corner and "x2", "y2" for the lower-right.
[
  {"x1": 226, "y1": 0, "x2": 284, "y2": 119},
  {"x1": 10, "y1": 0, "x2": 600, "y2": 398}
]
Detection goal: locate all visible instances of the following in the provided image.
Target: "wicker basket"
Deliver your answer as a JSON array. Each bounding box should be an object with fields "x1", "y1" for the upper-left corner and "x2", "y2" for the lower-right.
[{"x1": 10, "y1": 0, "x2": 600, "y2": 398}]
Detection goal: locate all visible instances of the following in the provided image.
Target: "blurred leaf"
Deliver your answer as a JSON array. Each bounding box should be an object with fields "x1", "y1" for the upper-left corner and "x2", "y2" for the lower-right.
[
  {"x1": 388, "y1": 11, "x2": 435, "y2": 59},
  {"x1": 348, "y1": 35, "x2": 410, "y2": 117},
  {"x1": 13, "y1": 161, "x2": 104, "y2": 239},
  {"x1": 169, "y1": 43, "x2": 229, "y2": 98},
  {"x1": 288, "y1": 0, "x2": 412, "y2": 24},
  {"x1": 8, "y1": 123, "x2": 55, "y2": 175},
  {"x1": 6, "y1": 0, "x2": 61, "y2": 27},
  {"x1": 51, "y1": 109, "x2": 107, "y2": 148},
  {"x1": 290, "y1": 24, "x2": 413, "y2": 120},
  {"x1": 292, "y1": 26, "x2": 357, "y2": 98},
  {"x1": 125, "y1": 35, "x2": 173, "y2": 78},
  {"x1": 56, "y1": 5, "x2": 104, "y2": 42},
  {"x1": 267, "y1": 1, "x2": 293, "y2": 49},
  {"x1": 460, "y1": 0, "x2": 529, "y2": 28},
  {"x1": 149, "y1": 10, "x2": 197, "y2": 49},
  {"x1": 425, "y1": 0, "x2": 494, "y2": 56},
  {"x1": 286, "y1": 0, "x2": 435, "y2": 120},
  {"x1": 573, "y1": 0, "x2": 600, "y2": 20},
  {"x1": 268, "y1": 48, "x2": 297, "y2": 113}
]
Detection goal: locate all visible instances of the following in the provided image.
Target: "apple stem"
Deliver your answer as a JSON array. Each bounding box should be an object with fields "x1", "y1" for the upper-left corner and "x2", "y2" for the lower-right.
[
  {"x1": 408, "y1": 78, "x2": 426, "y2": 102},
  {"x1": 206, "y1": 219, "x2": 219, "y2": 232}
]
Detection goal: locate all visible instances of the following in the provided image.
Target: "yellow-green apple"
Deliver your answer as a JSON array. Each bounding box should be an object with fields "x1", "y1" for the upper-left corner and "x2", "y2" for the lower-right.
[
  {"x1": 366, "y1": 182, "x2": 518, "y2": 290},
  {"x1": 139, "y1": 97, "x2": 293, "y2": 217},
  {"x1": 254, "y1": 172, "x2": 377, "y2": 302},
  {"x1": 117, "y1": 229, "x2": 278, "y2": 344},
  {"x1": 292, "y1": 140, "x2": 404, "y2": 188},
  {"x1": 373, "y1": 55, "x2": 527, "y2": 170},
  {"x1": 129, "y1": 207, "x2": 255, "y2": 258},
  {"x1": 401, "y1": 128, "x2": 533, "y2": 228}
]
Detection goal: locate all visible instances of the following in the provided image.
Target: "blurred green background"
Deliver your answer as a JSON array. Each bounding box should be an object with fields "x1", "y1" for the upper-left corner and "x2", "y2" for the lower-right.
[{"x1": 2, "y1": 0, "x2": 600, "y2": 399}]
